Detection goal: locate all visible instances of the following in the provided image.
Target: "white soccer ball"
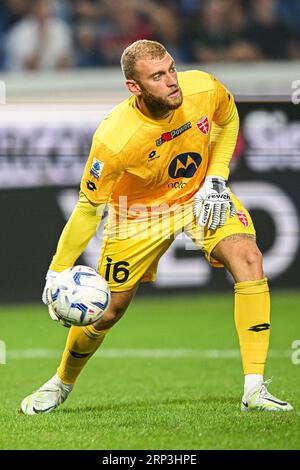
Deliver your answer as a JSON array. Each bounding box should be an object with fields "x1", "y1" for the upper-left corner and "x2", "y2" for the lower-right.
[{"x1": 49, "y1": 265, "x2": 110, "y2": 327}]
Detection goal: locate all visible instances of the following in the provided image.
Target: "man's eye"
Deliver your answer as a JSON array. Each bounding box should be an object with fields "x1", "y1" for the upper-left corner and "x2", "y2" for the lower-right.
[{"x1": 153, "y1": 75, "x2": 161, "y2": 81}]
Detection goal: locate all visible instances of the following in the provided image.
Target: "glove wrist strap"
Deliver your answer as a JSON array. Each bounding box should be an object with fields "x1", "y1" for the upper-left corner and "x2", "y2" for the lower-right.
[{"x1": 206, "y1": 175, "x2": 226, "y2": 183}]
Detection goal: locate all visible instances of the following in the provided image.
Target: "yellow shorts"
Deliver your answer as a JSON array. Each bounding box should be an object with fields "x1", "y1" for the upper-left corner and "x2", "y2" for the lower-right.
[{"x1": 98, "y1": 190, "x2": 255, "y2": 292}]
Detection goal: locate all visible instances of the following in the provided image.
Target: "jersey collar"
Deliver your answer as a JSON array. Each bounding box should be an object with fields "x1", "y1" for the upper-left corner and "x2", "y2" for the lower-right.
[{"x1": 130, "y1": 95, "x2": 182, "y2": 127}]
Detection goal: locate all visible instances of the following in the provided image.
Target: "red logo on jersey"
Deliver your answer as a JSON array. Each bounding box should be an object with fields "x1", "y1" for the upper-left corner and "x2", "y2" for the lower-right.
[
  {"x1": 156, "y1": 121, "x2": 192, "y2": 146},
  {"x1": 237, "y1": 211, "x2": 249, "y2": 228},
  {"x1": 196, "y1": 116, "x2": 210, "y2": 135},
  {"x1": 162, "y1": 132, "x2": 172, "y2": 141}
]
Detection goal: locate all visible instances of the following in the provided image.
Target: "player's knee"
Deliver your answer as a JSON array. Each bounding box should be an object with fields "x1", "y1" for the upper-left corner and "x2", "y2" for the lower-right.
[
  {"x1": 93, "y1": 305, "x2": 125, "y2": 330},
  {"x1": 239, "y1": 246, "x2": 263, "y2": 275},
  {"x1": 104, "y1": 303, "x2": 127, "y2": 324},
  {"x1": 93, "y1": 290, "x2": 134, "y2": 330},
  {"x1": 244, "y1": 247, "x2": 262, "y2": 267},
  {"x1": 108, "y1": 304, "x2": 127, "y2": 322}
]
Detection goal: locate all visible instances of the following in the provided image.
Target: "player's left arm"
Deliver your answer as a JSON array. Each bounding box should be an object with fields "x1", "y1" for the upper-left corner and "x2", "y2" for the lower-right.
[
  {"x1": 194, "y1": 76, "x2": 239, "y2": 230},
  {"x1": 207, "y1": 76, "x2": 239, "y2": 180}
]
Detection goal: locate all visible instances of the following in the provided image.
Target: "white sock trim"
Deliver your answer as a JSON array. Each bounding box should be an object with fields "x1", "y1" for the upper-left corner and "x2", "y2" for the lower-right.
[{"x1": 244, "y1": 374, "x2": 263, "y2": 395}]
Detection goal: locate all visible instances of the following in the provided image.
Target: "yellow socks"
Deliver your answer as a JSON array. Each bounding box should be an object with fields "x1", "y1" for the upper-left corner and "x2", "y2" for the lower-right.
[
  {"x1": 56, "y1": 278, "x2": 270, "y2": 385},
  {"x1": 234, "y1": 277, "x2": 270, "y2": 375},
  {"x1": 57, "y1": 325, "x2": 110, "y2": 384}
]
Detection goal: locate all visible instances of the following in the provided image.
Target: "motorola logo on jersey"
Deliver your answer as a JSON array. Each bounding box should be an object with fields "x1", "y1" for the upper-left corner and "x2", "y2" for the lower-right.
[{"x1": 168, "y1": 152, "x2": 202, "y2": 179}]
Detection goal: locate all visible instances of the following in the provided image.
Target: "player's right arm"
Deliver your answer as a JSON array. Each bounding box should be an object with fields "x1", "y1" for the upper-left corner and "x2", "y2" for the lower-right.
[
  {"x1": 49, "y1": 190, "x2": 105, "y2": 273},
  {"x1": 50, "y1": 136, "x2": 124, "y2": 272},
  {"x1": 43, "y1": 136, "x2": 125, "y2": 306}
]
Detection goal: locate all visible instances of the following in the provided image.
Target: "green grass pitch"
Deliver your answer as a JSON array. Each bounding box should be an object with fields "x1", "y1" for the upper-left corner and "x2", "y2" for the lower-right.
[{"x1": 0, "y1": 291, "x2": 300, "y2": 450}]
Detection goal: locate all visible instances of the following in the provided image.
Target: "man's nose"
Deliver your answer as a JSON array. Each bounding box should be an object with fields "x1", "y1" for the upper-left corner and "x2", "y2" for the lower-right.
[{"x1": 165, "y1": 73, "x2": 177, "y2": 87}]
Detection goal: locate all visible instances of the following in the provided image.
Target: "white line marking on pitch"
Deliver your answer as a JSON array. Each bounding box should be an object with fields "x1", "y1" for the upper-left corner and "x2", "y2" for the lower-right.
[{"x1": 6, "y1": 348, "x2": 291, "y2": 359}]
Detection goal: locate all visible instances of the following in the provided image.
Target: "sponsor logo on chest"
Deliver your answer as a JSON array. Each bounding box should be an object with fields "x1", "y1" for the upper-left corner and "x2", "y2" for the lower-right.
[
  {"x1": 156, "y1": 121, "x2": 192, "y2": 147},
  {"x1": 168, "y1": 152, "x2": 202, "y2": 179}
]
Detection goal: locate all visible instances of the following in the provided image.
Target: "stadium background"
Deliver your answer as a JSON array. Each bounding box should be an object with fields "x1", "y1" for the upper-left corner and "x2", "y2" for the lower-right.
[{"x1": 0, "y1": 0, "x2": 300, "y2": 451}]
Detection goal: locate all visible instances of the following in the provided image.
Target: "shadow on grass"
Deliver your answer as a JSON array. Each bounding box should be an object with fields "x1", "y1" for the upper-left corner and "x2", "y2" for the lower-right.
[{"x1": 58, "y1": 396, "x2": 238, "y2": 415}]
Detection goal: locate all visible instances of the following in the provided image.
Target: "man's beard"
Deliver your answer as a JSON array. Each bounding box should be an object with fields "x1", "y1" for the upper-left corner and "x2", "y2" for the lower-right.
[{"x1": 139, "y1": 85, "x2": 183, "y2": 118}]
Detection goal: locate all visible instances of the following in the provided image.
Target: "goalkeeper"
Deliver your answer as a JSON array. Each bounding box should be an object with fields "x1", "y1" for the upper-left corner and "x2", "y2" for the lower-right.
[{"x1": 21, "y1": 40, "x2": 292, "y2": 414}]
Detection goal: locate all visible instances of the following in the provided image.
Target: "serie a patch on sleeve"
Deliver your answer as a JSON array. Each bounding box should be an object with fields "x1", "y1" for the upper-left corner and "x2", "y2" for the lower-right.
[{"x1": 90, "y1": 159, "x2": 104, "y2": 180}]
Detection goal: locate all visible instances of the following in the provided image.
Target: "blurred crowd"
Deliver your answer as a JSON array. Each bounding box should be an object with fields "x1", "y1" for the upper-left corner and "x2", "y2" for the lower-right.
[{"x1": 1, "y1": 0, "x2": 300, "y2": 71}]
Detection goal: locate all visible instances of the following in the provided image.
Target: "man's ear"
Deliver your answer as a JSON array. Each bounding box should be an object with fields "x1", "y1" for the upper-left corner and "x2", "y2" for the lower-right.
[{"x1": 126, "y1": 79, "x2": 142, "y2": 96}]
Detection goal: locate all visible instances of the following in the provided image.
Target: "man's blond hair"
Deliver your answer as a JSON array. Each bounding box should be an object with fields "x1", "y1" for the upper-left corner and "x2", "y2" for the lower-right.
[{"x1": 121, "y1": 40, "x2": 167, "y2": 80}]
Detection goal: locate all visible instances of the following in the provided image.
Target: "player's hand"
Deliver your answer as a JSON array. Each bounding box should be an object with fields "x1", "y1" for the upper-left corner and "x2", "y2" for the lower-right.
[
  {"x1": 193, "y1": 176, "x2": 236, "y2": 230},
  {"x1": 42, "y1": 270, "x2": 71, "y2": 327},
  {"x1": 42, "y1": 269, "x2": 58, "y2": 306}
]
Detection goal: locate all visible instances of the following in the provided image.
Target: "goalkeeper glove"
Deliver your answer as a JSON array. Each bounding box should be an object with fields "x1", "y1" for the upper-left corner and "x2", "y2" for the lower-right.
[
  {"x1": 42, "y1": 269, "x2": 71, "y2": 328},
  {"x1": 193, "y1": 176, "x2": 236, "y2": 230},
  {"x1": 42, "y1": 269, "x2": 58, "y2": 306}
]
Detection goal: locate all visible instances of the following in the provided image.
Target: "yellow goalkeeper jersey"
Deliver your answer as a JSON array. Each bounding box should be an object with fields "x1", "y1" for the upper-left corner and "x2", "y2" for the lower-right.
[{"x1": 80, "y1": 70, "x2": 237, "y2": 212}]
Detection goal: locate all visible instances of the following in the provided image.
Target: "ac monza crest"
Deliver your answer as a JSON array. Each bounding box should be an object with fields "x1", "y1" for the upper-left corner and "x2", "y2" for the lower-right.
[
  {"x1": 237, "y1": 210, "x2": 249, "y2": 228},
  {"x1": 196, "y1": 115, "x2": 210, "y2": 135}
]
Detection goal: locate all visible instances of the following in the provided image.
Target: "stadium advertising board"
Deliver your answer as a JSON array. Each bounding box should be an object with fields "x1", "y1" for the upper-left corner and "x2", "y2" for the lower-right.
[{"x1": 0, "y1": 101, "x2": 299, "y2": 301}]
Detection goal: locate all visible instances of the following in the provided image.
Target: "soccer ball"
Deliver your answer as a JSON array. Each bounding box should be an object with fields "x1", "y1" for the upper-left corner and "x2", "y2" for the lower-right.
[{"x1": 48, "y1": 265, "x2": 110, "y2": 327}]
